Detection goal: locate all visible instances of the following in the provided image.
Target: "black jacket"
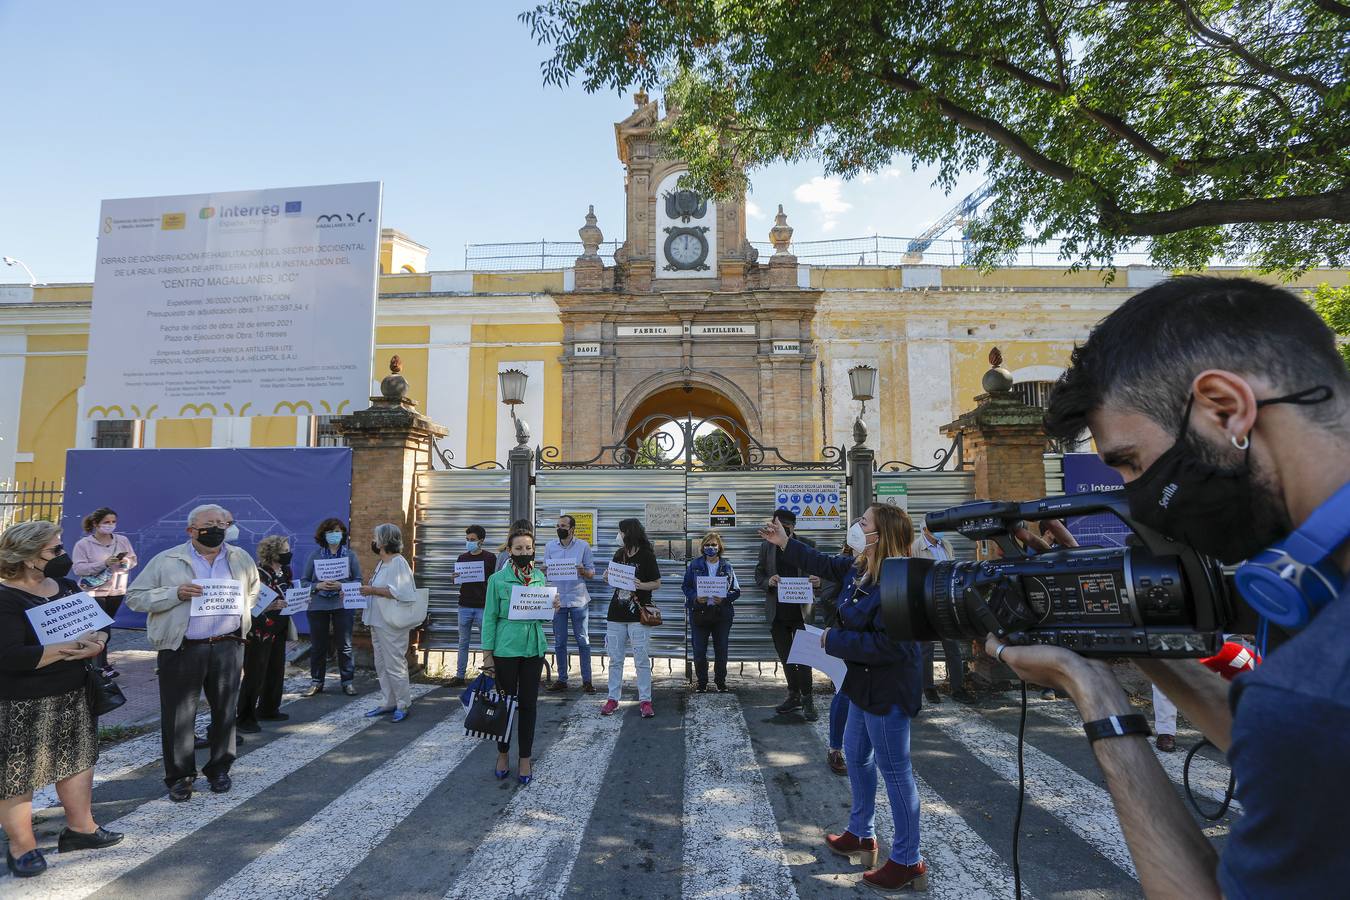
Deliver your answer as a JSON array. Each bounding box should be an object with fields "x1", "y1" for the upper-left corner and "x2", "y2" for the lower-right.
[{"x1": 754, "y1": 534, "x2": 816, "y2": 623}]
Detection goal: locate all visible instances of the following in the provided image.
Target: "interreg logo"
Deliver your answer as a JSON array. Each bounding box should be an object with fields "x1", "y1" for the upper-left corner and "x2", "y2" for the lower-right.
[
  {"x1": 219, "y1": 203, "x2": 282, "y2": 219},
  {"x1": 284, "y1": 201, "x2": 302, "y2": 217},
  {"x1": 199, "y1": 207, "x2": 216, "y2": 219}
]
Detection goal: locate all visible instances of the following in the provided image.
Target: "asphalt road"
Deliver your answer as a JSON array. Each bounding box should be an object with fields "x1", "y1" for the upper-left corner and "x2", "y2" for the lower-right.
[{"x1": 10, "y1": 664, "x2": 1235, "y2": 899}]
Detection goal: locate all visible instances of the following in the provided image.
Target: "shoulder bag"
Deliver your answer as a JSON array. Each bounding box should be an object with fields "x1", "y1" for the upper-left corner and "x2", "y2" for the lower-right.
[{"x1": 85, "y1": 663, "x2": 127, "y2": 717}]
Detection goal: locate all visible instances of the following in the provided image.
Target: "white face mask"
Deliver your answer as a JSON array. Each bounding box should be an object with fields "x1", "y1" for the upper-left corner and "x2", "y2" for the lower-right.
[
  {"x1": 847, "y1": 521, "x2": 876, "y2": 554},
  {"x1": 225, "y1": 524, "x2": 240, "y2": 543},
  {"x1": 616, "y1": 532, "x2": 626, "y2": 547},
  {"x1": 97, "y1": 523, "x2": 116, "y2": 535}
]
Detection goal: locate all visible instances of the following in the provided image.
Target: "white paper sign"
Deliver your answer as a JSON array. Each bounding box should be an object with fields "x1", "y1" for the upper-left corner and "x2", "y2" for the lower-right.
[
  {"x1": 545, "y1": 559, "x2": 578, "y2": 583},
  {"x1": 282, "y1": 586, "x2": 311, "y2": 615},
  {"x1": 85, "y1": 182, "x2": 381, "y2": 421},
  {"x1": 312, "y1": 557, "x2": 351, "y2": 583},
  {"x1": 606, "y1": 562, "x2": 637, "y2": 592},
  {"x1": 789, "y1": 625, "x2": 847, "y2": 692},
  {"x1": 25, "y1": 592, "x2": 113, "y2": 645},
  {"x1": 776, "y1": 577, "x2": 814, "y2": 605},
  {"x1": 252, "y1": 583, "x2": 278, "y2": 617},
  {"x1": 695, "y1": 576, "x2": 728, "y2": 599},
  {"x1": 508, "y1": 585, "x2": 557, "y2": 621},
  {"x1": 644, "y1": 502, "x2": 685, "y2": 533},
  {"x1": 340, "y1": 581, "x2": 366, "y2": 610},
  {"x1": 191, "y1": 579, "x2": 248, "y2": 617},
  {"x1": 454, "y1": 561, "x2": 485, "y2": 583}
]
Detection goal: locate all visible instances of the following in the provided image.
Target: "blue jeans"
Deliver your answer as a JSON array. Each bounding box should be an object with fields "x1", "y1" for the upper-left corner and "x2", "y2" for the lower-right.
[
  {"x1": 689, "y1": 615, "x2": 732, "y2": 686},
  {"x1": 307, "y1": 608, "x2": 354, "y2": 685},
  {"x1": 828, "y1": 691, "x2": 850, "y2": 751},
  {"x1": 552, "y1": 606, "x2": 592, "y2": 684},
  {"x1": 844, "y1": 700, "x2": 921, "y2": 865},
  {"x1": 456, "y1": 607, "x2": 484, "y2": 678}
]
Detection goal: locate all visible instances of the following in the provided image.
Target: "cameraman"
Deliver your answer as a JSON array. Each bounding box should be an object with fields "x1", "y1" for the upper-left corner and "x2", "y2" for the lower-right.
[{"x1": 989, "y1": 276, "x2": 1350, "y2": 898}]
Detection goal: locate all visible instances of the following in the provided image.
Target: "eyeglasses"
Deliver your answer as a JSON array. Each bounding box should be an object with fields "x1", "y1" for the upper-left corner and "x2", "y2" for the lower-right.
[
  {"x1": 192, "y1": 523, "x2": 228, "y2": 531},
  {"x1": 43, "y1": 546, "x2": 65, "y2": 558}
]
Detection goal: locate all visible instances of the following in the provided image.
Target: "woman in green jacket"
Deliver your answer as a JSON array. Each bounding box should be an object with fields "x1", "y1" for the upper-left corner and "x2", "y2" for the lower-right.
[{"x1": 482, "y1": 527, "x2": 548, "y2": 786}]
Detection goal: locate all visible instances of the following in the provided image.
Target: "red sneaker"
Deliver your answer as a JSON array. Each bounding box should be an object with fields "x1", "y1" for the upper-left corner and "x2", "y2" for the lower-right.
[
  {"x1": 862, "y1": 859, "x2": 928, "y2": 892},
  {"x1": 600, "y1": 699, "x2": 619, "y2": 716},
  {"x1": 825, "y1": 831, "x2": 878, "y2": 868},
  {"x1": 639, "y1": 700, "x2": 655, "y2": 718}
]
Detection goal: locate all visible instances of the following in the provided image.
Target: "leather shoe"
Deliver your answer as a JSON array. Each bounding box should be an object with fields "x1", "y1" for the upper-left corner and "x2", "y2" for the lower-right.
[
  {"x1": 582, "y1": 682, "x2": 596, "y2": 694},
  {"x1": 825, "y1": 830, "x2": 878, "y2": 868},
  {"x1": 827, "y1": 749, "x2": 848, "y2": 776},
  {"x1": 302, "y1": 682, "x2": 323, "y2": 697},
  {"x1": 1156, "y1": 734, "x2": 1177, "y2": 753},
  {"x1": 6, "y1": 848, "x2": 47, "y2": 878},
  {"x1": 862, "y1": 858, "x2": 928, "y2": 892},
  {"x1": 342, "y1": 683, "x2": 357, "y2": 696},
  {"x1": 58, "y1": 826, "x2": 125, "y2": 853},
  {"x1": 168, "y1": 777, "x2": 194, "y2": 802},
  {"x1": 237, "y1": 718, "x2": 261, "y2": 734},
  {"x1": 258, "y1": 711, "x2": 290, "y2": 721},
  {"x1": 208, "y1": 773, "x2": 232, "y2": 794},
  {"x1": 924, "y1": 687, "x2": 942, "y2": 704},
  {"x1": 546, "y1": 681, "x2": 568, "y2": 693}
]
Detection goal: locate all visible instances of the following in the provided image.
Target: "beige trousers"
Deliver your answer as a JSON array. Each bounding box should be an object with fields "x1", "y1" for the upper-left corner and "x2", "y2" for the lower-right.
[{"x1": 370, "y1": 623, "x2": 413, "y2": 711}]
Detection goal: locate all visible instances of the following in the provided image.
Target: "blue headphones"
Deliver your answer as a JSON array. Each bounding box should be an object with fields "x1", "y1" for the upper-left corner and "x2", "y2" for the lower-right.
[{"x1": 1233, "y1": 479, "x2": 1350, "y2": 629}]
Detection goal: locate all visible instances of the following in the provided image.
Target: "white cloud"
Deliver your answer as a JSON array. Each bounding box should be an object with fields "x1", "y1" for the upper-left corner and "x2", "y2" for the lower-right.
[
  {"x1": 858, "y1": 173, "x2": 875, "y2": 185},
  {"x1": 882, "y1": 167, "x2": 903, "y2": 179},
  {"x1": 745, "y1": 200, "x2": 765, "y2": 220},
  {"x1": 792, "y1": 176, "x2": 853, "y2": 231}
]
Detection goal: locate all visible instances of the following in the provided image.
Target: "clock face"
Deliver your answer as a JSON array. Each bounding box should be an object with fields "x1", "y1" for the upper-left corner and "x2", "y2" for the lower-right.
[{"x1": 662, "y1": 226, "x2": 710, "y2": 271}]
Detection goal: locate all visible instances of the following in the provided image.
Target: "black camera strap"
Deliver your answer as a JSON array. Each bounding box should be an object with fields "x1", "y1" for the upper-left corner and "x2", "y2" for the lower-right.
[{"x1": 1082, "y1": 713, "x2": 1151, "y2": 743}]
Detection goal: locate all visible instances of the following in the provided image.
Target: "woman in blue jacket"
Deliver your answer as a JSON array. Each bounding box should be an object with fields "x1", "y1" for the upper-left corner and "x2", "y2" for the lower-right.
[
  {"x1": 759, "y1": 503, "x2": 926, "y2": 893},
  {"x1": 681, "y1": 531, "x2": 741, "y2": 693}
]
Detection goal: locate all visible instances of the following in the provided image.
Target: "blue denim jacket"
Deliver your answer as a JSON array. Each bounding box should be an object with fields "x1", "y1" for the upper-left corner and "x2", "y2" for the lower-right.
[{"x1": 681, "y1": 557, "x2": 742, "y2": 614}]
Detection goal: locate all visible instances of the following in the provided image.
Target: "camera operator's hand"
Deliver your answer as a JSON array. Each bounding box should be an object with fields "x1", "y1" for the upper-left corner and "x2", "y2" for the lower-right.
[
  {"x1": 1013, "y1": 519, "x2": 1078, "y2": 553},
  {"x1": 758, "y1": 521, "x2": 788, "y2": 548},
  {"x1": 983, "y1": 633, "x2": 1121, "y2": 702}
]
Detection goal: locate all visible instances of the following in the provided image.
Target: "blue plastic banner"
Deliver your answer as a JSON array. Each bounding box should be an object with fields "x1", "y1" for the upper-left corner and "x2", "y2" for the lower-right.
[
  {"x1": 61, "y1": 447, "x2": 352, "y2": 634},
  {"x1": 1060, "y1": 452, "x2": 1129, "y2": 548}
]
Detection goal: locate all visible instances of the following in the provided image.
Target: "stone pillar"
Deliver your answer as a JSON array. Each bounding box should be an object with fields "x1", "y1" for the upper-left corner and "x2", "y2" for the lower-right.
[
  {"x1": 939, "y1": 347, "x2": 1048, "y2": 689},
  {"x1": 336, "y1": 371, "x2": 447, "y2": 666},
  {"x1": 847, "y1": 441, "x2": 875, "y2": 522},
  {"x1": 508, "y1": 443, "x2": 535, "y2": 526}
]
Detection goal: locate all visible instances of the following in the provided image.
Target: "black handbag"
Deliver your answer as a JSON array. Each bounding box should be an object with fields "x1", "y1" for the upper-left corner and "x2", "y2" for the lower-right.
[
  {"x1": 85, "y1": 663, "x2": 126, "y2": 717},
  {"x1": 464, "y1": 688, "x2": 516, "y2": 741},
  {"x1": 690, "y1": 602, "x2": 724, "y2": 627}
]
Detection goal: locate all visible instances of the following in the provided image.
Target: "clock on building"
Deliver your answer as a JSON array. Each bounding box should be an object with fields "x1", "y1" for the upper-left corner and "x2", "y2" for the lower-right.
[{"x1": 663, "y1": 226, "x2": 710, "y2": 271}]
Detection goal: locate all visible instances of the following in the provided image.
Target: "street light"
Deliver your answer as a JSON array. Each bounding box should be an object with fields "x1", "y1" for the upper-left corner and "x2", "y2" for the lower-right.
[
  {"x1": 2, "y1": 257, "x2": 38, "y2": 286},
  {"x1": 848, "y1": 364, "x2": 878, "y2": 445},
  {"x1": 498, "y1": 368, "x2": 530, "y2": 446}
]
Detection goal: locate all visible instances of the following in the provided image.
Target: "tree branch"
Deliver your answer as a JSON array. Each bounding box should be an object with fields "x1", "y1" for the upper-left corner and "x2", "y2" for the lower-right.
[
  {"x1": 1310, "y1": 0, "x2": 1350, "y2": 17},
  {"x1": 1171, "y1": 0, "x2": 1333, "y2": 96},
  {"x1": 1113, "y1": 188, "x2": 1350, "y2": 234},
  {"x1": 1034, "y1": 0, "x2": 1069, "y2": 89}
]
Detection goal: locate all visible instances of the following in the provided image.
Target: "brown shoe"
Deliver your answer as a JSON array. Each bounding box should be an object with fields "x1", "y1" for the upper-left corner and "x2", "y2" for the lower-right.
[
  {"x1": 1156, "y1": 734, "x2": 1177, "y2": 753},
  {"x1": 827, "y1": 749, "x2": 848, "y2": 776},
  {"x1": 546, "y1": 681, "x2": 569, "y2": 693},
  {"x1": 825, "y1": 831, "x2": 878, "y2": 868},
  {"x1": 862, "y1": 859, "x2": 928, "y2": 892},
  {"x1": 582, "y1": 682, "x2": 596, "y2": 694}
]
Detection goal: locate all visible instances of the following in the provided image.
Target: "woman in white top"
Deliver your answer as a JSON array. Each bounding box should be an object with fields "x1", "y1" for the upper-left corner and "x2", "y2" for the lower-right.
[{"x1": 360, "y1": 523, "x2": 422, "y2": 723}]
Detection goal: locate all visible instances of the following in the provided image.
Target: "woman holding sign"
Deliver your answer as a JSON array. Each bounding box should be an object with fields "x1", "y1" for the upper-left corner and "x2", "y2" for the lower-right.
[
  {"x1": 237, "y1": 535, "x2": 294, "y2": 733},
  {"x1": 680, "y1": 531, "x2": 741, "y2": 693},
  {"x1": 360, "y1": 524, "x2": 423, "y2": 723},
  {"x1": 759, "y1": 504, "x2": 926, "y2": 892},
  {"x1": 302, "y1": 518, "x2": 363, "y2": 698},
  {"x1": 602, "y1": 518, "x2": 662, "y2": 719},
  {"x1": 481, "y1": 527, "x2": 548, "y2": 784},
  {"x1": 0, "y1": 521, "x2": 124, "y2": 879}
]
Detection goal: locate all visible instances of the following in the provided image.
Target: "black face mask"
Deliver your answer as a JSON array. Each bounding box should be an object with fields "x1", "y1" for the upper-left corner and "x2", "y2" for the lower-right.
[
  {"x1": 195, "y1": 527, "x2": 226, "y2": 549},
  {"x1": 278, "y1": 551, "x2": 294, "y2": 566},
  {"x1": 1123, "y1": 386, "x2": 1331, "y2": 564},
  {"x1": 512, "y1": 553, "x2": 535, "y2": 567},
  {"x1": 41, "y1": 553, "x2": 73, "y2": 580},
  {"x1": 371, "y1": 541, "x2": 386, "y2": 555},
  {"x1": 557, "y1": 527, "x2": 570, "y2": 540}
]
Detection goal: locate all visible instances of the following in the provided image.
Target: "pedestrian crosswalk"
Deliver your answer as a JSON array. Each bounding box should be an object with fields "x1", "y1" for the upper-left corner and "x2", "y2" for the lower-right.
[{"x1": 7, "y1": 673, "x2": 1238, "y2": 899}]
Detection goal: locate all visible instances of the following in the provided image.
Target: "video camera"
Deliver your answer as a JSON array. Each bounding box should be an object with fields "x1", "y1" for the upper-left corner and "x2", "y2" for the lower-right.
[{"x1": 879, "y1": 492, "x2": 1238, "y2": 658}]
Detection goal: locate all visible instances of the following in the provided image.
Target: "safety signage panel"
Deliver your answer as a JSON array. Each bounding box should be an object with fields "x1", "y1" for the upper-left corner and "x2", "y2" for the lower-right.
[
  {"x1": 708, "y1": 491, "x2": 737, "y2": 528},
  {"x1": 774, "y1": 482, "x2": 841, "y2": 530}
]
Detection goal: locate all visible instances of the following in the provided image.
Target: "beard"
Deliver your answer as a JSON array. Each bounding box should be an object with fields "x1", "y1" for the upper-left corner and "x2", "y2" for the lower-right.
[{"x1": 1186, "y1": 429, "x2": 1292, "y2": 557}]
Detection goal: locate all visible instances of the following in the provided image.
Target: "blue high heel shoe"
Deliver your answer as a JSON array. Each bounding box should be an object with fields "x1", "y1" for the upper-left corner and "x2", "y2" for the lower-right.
[
  {"x1": 518, "y1": 773, "x2": 533, "y2": 786},
  {"x1": 495, "y1": 755, "x2": 511, "y2": 779},
  {"x1": 391, "y1": 709, "x2": 408, "y2": 723},
  {"x1": 364, "y1": 707, "x2": 395, "y2": 718}
]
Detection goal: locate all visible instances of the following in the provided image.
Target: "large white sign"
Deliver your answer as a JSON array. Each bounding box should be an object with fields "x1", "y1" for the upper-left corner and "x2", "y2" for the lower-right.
[
  {"x1": 508, "y1": 585, "x2": 557, "y2": 621},
  {"x1": 775, "y1": 482, "x2": 842, "y2": 530},
  {"x1": 86, "y1": 182, "x2": 381, "y2": 421},
  {"x1": 190, "y1": 579, "x2": 248, "y2": 617},
  {"x1": 25, "y1": 592, "x2": 113, "y2": 645}
]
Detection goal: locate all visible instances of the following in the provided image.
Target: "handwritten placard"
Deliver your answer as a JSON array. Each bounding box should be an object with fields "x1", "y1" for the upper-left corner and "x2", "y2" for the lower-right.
[
  {"x1": 776, "y1": 577, "x2": 813, "y2": 605},
  {"x1": 191, "y1": 579, "x2": 248, "y2": 617},
  {"x1": 508, "y1": 585, "x2": 557, "y2": 621},
  {"x1": 545, "y1": 559, "x2": 578, "y2": 583},
  {"x1": 454, "y1": 560, "x2": 485, "y2": 583},
  {"x1": 695, "y1": 576, "x2": 728, "y2": 599},
  {"x1": 252, "y1": 583, "x2": 279, "y2": 617},
  {"x1": 283, "y1": 586, "x2": 312, "y2": 616},
  {"x1": 25, "y1": 592, "x2": 113, "y2": 645},
  {"x1": 606, "y1": 562, "x2": 637, "y2": 592},
  {"x1": 644, "y1": 502, "x2": 685, "y2": 533},
  {"x1": 340, "y1": 581, "x2": 366, "y2": 610},
  {"x1": 312, "y1": 556, "x2": 351, "y2": 583},
  {"x1": 788, "y1": 625, "x2": 847, "y2": 691}
]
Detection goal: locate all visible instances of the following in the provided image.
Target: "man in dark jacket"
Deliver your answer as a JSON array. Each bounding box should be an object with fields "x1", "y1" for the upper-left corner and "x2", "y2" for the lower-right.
[{"x1": 755, "y1": 508, "x2": 821, "y2": 719}]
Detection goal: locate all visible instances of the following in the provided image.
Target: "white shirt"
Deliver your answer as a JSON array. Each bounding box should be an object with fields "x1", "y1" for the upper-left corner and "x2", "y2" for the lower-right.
[{"x1": 365, "y1": 554, "x2": 417, "y2": 629}]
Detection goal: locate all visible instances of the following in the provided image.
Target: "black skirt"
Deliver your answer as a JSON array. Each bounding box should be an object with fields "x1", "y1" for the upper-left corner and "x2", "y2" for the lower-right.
[{"x1": 0, "y1": 686, "x2": 98, "y2": 800}]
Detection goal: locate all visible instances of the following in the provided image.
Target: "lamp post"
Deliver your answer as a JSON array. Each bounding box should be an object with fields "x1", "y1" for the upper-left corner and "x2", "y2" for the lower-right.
[
  {"x1": 846, "y1": 364, "x2": 878, "y2": 520},
  {"x1": 499, "y1": 368, "x2": 535, "y2": 525},
  {"x1": 2, "y1": 257, "x2": 38, "y2": 286}
]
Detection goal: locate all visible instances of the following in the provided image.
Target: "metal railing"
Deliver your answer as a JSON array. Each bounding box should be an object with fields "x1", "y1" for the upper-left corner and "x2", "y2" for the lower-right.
[
  {"x1": 0, "y1": 480, "x2": 64, "y2": 531},
  {"x1": 464, "y1": 240, "x2": 625, "y2": 271}
]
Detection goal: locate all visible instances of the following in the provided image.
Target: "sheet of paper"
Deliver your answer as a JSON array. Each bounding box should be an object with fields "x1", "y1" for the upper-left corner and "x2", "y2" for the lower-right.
[
  {"x1": 508, "y1": 585, "x2": 557, "y2": 621},
  {"x1": 190, "y1": 579, "x2": 248, "y2": 617},
  {"x1": 545, "y1": 559, "x2": 579, "y2": 583},
  {"x1": 606, "y1": 562, "x2": 637, "y2": 592},
  {"x1": 252, "y1": 583, "x2": 279, "y2": 617},
  {"x1": 695, "y1": 575, "x2": 728, "y2": 599},
  {"x1": 282, "y1": 586, "x2": 312, "y2": 616},
  {"x1": 340, "y1": 581, "x2": 366, "y2": 610},
  {"x1": 776, "y1": 576, "x2": 813, "y2": 604},
  {"x1": 788, "y1": 624, "x2": 847, "y2": 692},
  {"x1": 312, "y1": 556, "x2": 351, "y2": 583},
  {"x1": 24, "y1": 591, "x2": 113, "y2": 645},
  {"x1": 454, "y1": 560, "x2": 485, "y2": 583}
]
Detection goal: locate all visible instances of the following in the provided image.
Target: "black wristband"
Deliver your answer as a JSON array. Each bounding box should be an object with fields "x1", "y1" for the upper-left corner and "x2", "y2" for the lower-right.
[{"x1": 1083, "y1": 714, "x2": 1151, "y2": 743}]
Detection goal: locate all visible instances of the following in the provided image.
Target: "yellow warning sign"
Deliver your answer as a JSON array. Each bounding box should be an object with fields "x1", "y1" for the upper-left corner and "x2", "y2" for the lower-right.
[
  {"x1": 711, "y1": 494, "x2": 735, "y2": 516},
  {"x1": 828, "y1": 505, "x2": 838, "y2": 517},
  {"x1": 708, "y1": 490, "x2": 737, "y2": 527},
  {"x1": 816, "y1": 505, "x2": 826, "y2": 516}
]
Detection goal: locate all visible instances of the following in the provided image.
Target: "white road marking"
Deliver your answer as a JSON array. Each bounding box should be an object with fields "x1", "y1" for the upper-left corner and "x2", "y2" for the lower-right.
[
  {"x1": 32, "y1": 675, "x2": 313, "y2": 813},
  {"x1": 5, "y1": 684, "x2": 437, "y2": 899},
  {"x1": 682, "y1": 693, "x2": 801, "y2": 900},
  {"x1": 808, "y1": 707, "x2": 1029, "y2": 900},
  {"x1": 442, "y1": 700, "x2": 625, "y2": 900},
  {"x1": 921, "y1": 703, "x2": 1138, "y2": 878},
  {"x1": 1024, "y1": 696, "x2": 1241, "y2": 815},
  {"x1": 206, "y1": 701, "x2": 474, "y2": 900}
]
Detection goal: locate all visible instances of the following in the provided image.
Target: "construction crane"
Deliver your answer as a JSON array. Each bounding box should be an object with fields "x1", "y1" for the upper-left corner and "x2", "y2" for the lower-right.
[{"x1": 904, "y1": 178, "x2": 994, "y2": 263}]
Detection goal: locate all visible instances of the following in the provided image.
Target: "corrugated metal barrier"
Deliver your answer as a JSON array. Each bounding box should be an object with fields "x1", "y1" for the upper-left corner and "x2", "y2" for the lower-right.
[{"x1": 873, "y1": 470, "x2": 978, "y2": 559}]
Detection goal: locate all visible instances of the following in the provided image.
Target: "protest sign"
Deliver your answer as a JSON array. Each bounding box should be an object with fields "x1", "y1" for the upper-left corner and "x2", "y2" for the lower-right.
[
  {"x1": 340, "y1": 581, "x2": 366, "y2": 610},
  {"x1": 695, "y1": 576, "x2": 728, "y2": 599},
  {"x1": 605, "y1": 562, "x2": 637, "y2": 592},
  {"x1": 24, "y1": 592, "x2": 113, "y2": 645},
  {"x1": 508, "y1": 585, "x2": 557, "y2": 621},
  {"x1": 454, "y1": 560, "x2": 485, "y2": 583},
  {"x1": 776, "y1": 577, "x2": 813, "y2": 605},
  {"x1": 283, "y1": 586, "x2": 311, "y2": 616},
  {"x1": 545, "y1": 559, "x2": 578, "y2": 583},
  {"x1": 190, "y1": 579, "x2": 248, "y2": 617},
  {"x1": 252, "y1": 583, "x2": 278, "y2": 617},
  {"x1": 312, "y1": 557, "x2": 351, "y2": 583}
]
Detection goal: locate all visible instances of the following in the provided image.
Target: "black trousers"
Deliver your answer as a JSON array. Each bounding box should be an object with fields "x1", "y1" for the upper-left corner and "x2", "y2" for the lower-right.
[
  {"x1": 770, "y1": 621, "x2": 813, "y2": 695},
  {"x1": 96, "y1": 594, "x2": 123, "y2": 670},
  {"x1": 157, "y1": 640, "x2": 244, "y2": 785},
  {"x1": 493, "y1": 655, "x2": 544, "y2": 758},
  {"x1": 923, "y1": 640, "x2": 966, "y2": 692},
  {"x1": 238, "y1": 628, "x2": 288, "y2": 721}
]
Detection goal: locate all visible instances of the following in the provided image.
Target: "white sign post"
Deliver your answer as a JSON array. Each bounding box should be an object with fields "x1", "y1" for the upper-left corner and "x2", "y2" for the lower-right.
[
  {"x1": 605, "y1": 562, "x2": 637, "y2": 592},
  {"x1": 776, "y1": 577, "x2": 814, "y2": 605},
  {"x1": 340, "y1": 582, "x2": 366, "y2": 610},
  {"x1": 508, "y1": 586, "x2": 557, "y2": 621},
  {"x1": 85, "y1": 182, "x2": 381, "y2": 422},
  {"x1": 25, "y1": 592, "x2": 113, "y2": 645},
  {"x1": 190, "y1": 579, "x2": 248, "y2": 617},
  {"x1": 695, "y1": 576, "x2": 728, "y2": 599}
]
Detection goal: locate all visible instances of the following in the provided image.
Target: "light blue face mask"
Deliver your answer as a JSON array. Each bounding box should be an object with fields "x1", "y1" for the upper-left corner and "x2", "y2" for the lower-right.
[
  {"x1": 465, "y1": 540, "x2": 480, "y2": 552},
  {"x1": 325, "y1": 531, "x2": 343, "y2": 546}
]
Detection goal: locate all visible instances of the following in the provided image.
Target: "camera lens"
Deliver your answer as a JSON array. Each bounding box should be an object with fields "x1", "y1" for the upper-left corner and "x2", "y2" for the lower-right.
[{"x1": 878, "y1": 556, "x2": 939, "y2": 641}]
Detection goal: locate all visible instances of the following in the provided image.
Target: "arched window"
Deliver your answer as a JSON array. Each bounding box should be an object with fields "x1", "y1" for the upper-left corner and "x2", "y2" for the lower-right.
[{"x1": 400, "y1": 263, "x2": 418, "y2": 273}]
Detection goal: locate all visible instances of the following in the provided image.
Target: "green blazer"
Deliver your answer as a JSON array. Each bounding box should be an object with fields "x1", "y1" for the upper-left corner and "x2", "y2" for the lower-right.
[{"x1": 482, "y1": 562, "x2": 548, "y2": 658}]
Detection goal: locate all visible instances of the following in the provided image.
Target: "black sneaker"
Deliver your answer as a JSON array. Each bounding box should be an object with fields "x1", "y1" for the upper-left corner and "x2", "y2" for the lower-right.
[
  {"x1": 448, "y1": 675, "x2": 466, "y2": 688},
  {"x1": 775, "y1": 693, "x2": 802, "y2": 714},
  {"x1": 237, "y1": 718, "x2": 261, "y2": 734},
  {"x1": 715, "y1": 682, "x2": 729, "y2": 693},
  {"x1": 58, "y1": 826, "x2": 124, "y2": 853},
  {"x1": 695, "y1": 683, "x2": 708, "y2": 693},
  {"x1": 802, "y1": 697, "x2": 819, "y2": 722},
  {"x1": 924, "y1": 687, "x2": 942, "y2": 704},
  {"x1": 951, "y1": 689, "x2": 977, "y2": 704}
]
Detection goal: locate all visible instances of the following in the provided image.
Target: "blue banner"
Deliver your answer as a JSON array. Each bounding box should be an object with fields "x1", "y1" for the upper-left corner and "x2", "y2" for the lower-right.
[
  {"x1": 61, "y1": 447, "x2": 352, "y2": 634},
  {"x1": 1060, "y1": 452, "x2": 1129, "y2": 548}
]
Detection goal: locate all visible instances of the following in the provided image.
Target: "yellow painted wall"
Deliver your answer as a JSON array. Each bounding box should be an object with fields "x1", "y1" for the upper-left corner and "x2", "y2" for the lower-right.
[
  {"x1": 153, "y1": 419, "x2": 212, "y2": 448},
  {"x1": 472, "y1": 272, "x2": 565, "y2": 293},
  {"x1": 19, "y1": 334, "x2": 87, "y2": 484},
  {"x1": 374, "y1": 325, "x2": 430, "y2": 406},
  {"x1": 31, "y1": 285, "x2": 92, "y2": 302},
  {"x1": 951, "y1": 341, "x2": 1076, "y2": 408},
  {"x1": 252, "y1": 416, "x2": 300, "y2": 447},
  {"x1": 379, "y1": 273, "x2": 431, "y2": 293},
  {"x1": 465, "y1": 323, "x2": 564, "y2": 462}
]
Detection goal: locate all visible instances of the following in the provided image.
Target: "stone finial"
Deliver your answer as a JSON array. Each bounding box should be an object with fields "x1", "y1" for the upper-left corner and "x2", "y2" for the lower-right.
[
  {"x1": 769, "y1": 204, "x2": 794, "y2": 254},
  {"x1": 380, "y1": 354, "x2": 409, "y2": 402},
  {"x1": 578, "y1": 205, "x2": 603, "y2": 258},
  {"x1": 634, "y1": 90, "x2": 649, "y2": 107},
  {"x1": 982, "y1": 346, "x2": 1015, "y2": 394}
]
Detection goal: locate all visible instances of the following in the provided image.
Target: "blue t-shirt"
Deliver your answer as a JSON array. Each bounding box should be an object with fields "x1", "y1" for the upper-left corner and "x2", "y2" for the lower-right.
[{"x1": 1218, "y1": 584, "x2": 1350, "y2": 899}]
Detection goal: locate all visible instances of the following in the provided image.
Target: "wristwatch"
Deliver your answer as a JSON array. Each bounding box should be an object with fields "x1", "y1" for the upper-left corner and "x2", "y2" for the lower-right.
[{"x1": 1082, "y1": 714, "x2": 1151, "y2": 743}]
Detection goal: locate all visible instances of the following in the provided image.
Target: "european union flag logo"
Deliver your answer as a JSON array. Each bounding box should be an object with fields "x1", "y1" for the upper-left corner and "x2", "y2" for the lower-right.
[{"x1": 285, "y1": 201, "x2": 302, "y2": 216}]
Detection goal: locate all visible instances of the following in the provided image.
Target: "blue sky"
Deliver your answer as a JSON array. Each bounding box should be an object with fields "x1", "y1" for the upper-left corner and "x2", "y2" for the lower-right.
[{"x1": 0, "y1": 1, "x2": 985, "y2": 283}]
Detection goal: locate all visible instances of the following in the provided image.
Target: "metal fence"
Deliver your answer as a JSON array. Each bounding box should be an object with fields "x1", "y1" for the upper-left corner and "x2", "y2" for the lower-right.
[
  {"x1": 0, "y1": 480, "x2": 64, "y2": 531},
  {"x1": 464, "y1": 240, "x2": 625, "y2": 271}
]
